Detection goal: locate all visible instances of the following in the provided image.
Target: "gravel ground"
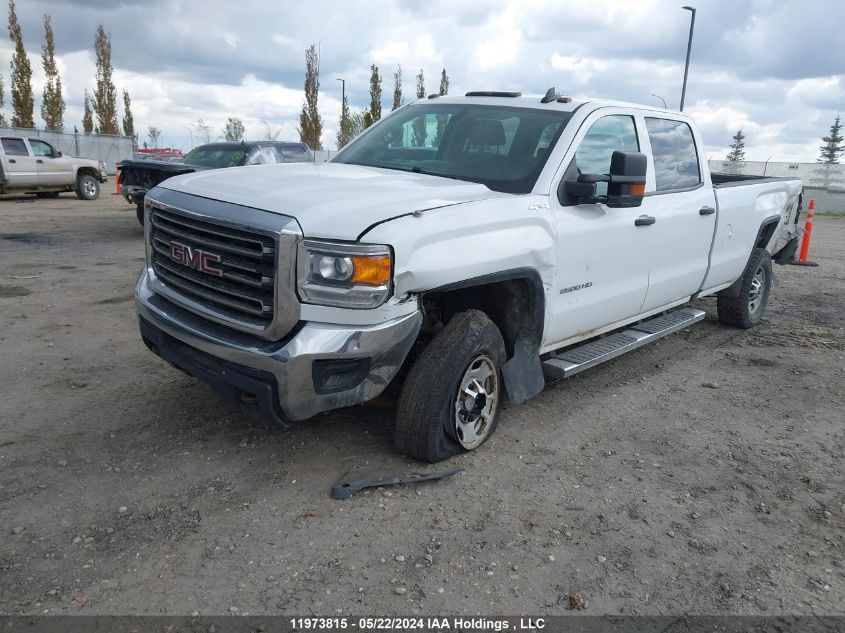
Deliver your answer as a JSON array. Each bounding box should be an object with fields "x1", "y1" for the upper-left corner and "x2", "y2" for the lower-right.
[{"x1": 0, "y1": 194, "x2": 843, "y2": 616}]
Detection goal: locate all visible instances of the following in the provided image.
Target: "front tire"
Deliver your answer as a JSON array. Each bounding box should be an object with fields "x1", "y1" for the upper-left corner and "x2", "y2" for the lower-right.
[
  {"x1": 76, "y1": 173, "x2": 100, "y2": 200},
  {"x1": 717, "y1": 248, "x2": 772, "y2": 328},
  {"x1": 395, "y1": 310, "x2": 506, "y2": 463}
]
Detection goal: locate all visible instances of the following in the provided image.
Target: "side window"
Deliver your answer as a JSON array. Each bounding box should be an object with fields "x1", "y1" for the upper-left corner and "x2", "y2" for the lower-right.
[
  {"x1": 644, "y1": 118, "x2": 701, "y2": 191},
  {"x1": 1, "y1": 138, "x2": 30, "y2": 156},
  {"x1": 573, "y1": 115, "x2": 639, "y2": 195},
  {"x1": 29, "y1": 140, "x2": 54, "y2": 157},
  {"x1": 247, "y1": 146, "x2": 279, "y2": 165},
  {"x1": 280, "y1": 146, "x2": 310, "y2": 162}
]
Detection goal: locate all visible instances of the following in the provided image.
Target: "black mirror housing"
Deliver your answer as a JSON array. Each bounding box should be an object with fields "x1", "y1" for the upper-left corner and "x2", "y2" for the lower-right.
[{"x1": 606, "y1": 151, "x2": 647, "y2": 208}]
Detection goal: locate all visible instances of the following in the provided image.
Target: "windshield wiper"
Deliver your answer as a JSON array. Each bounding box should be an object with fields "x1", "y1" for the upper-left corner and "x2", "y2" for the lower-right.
[{"x1": 409, "y1": 166, "x2": 465, "y2": 182}]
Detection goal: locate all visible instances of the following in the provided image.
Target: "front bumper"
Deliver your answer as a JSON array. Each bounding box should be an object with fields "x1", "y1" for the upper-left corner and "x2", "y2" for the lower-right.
[{"x1": 135, "y1": 270, "x2": 422, "y2": 422}]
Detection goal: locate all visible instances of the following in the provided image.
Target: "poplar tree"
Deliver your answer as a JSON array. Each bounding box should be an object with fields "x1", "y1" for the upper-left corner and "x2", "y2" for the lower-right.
[
  {"x1": 0, "y1": 73, "x2": 5, "y2": 125},
  {"x1": 435, "y1": 68, "x2": 450, "y2": 145},
  {"x1": 122, "y1": 89, "x2": 134, "y2": 137},
  {"x1": 412, "y1": 69, "x2": 426, "y2": 147},
  {"x1": 368, "y1": 64, "x2": 382, "y2": 124},
  {"x1": 82, "y1": 89, "x2": 93, "y2": 134},
  {"x1": 297, "y1": 44, "x2": 323, "y2": 150},
  {"x1": 41, "y1": 15, "x2": 65, "y2": 130},
  {"x1": 818, "y1": 114, "x2": 844, "y2": 164},
  {"x1": 726, "y1": 129, "x2": 745, "y2": 162},
  {"x1": 93, "y1": 25, "x2": 118, "y2": 134},
  {"x1": 392, "y1": 65, "x2": 403, "y2": 111},
  {"x1": 336, "y1": 92, "x2": 353, "y2": 148},
  {"x1": 7, "y1": 0, "x2": 34, "y2": 128}
]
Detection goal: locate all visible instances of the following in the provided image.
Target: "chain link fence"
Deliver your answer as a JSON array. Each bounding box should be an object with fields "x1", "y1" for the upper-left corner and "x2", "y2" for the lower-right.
[
  {"x1": 709, "y1": 159, "x2": 845, "y2": 213},
  {"x1": 0, "y1": 126, "x2": 136, "y2": 175}
]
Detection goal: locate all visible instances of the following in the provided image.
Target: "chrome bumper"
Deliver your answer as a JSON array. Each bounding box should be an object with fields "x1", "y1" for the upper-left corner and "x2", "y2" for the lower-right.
[{"x1": 135, "y1": 270, "x2": 422, "y2": 421}]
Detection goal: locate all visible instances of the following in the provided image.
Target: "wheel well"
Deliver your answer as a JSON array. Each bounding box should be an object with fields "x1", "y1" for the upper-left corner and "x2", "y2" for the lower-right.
[
  {"x1": 418, "y1": 271, "x2": 546, "y2": 404},
  {"x1": 77, "y1": 167, "x2": 98, "y2": 181},
  {"x1": 421, "y1": 275, "x2": 543, "y2": 359},
  {"x1": 755, "y1": 218, "x2": 780, "y2": 249}
]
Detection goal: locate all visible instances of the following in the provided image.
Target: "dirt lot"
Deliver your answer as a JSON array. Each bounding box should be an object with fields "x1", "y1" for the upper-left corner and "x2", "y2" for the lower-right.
[{"x1": 0, "y1": 194, "x2": 842, "y2": 617}]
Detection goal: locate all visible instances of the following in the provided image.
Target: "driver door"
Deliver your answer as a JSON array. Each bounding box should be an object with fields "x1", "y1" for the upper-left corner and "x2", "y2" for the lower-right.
[
  {"x1": 29, "y1": 139, "x2": 70, "y2": 187},
  {"x1": 545, "y1": 111, "x2": 652, "y2": 347}
]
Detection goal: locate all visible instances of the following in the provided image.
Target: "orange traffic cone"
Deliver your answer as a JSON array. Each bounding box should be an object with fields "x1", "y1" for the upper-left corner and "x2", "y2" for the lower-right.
[
  {"x1": 789, "y1": 199, "x2": 819, "y2": 267},
  {"x1": 113, "y1": 164, "x2": 122, "y2": 195}
]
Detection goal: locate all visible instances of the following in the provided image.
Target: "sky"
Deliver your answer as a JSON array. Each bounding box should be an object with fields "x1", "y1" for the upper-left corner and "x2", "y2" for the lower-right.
[{"x1": 2, "y1": 0, "x2": 843, "y2": 160}]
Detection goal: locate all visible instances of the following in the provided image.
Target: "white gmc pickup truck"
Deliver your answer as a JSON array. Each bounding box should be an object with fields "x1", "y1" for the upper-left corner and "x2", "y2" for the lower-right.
[{"x1": 135, "y1": 91, "x2": 802, "y2": 462}]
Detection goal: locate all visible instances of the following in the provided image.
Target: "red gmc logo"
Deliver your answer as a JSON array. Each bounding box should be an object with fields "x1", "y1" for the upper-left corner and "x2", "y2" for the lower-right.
[{"x1": 169, "y1": 241, "x2": 223, "y2": 277}]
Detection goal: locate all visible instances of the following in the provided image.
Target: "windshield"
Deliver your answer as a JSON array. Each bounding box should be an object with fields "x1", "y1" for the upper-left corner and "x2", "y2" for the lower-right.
[
  {"x1": 182, "y1": 148, "x2": 246, "y2": 168},
  {"x1": 332, "y1": 103, "x2": 572, "y2": 193}
]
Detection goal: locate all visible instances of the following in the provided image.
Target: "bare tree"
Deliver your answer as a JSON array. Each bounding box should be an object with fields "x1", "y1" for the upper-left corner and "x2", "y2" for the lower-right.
[
  {"x1": 147, "y1": 125, "x2": 161, "y2": 148},
  {"x1": 261, "y1": 120, "x2": 282, "y2": 141},
  {"x1": 194, "y1": 118, "x2": 213, "y2": 144}
]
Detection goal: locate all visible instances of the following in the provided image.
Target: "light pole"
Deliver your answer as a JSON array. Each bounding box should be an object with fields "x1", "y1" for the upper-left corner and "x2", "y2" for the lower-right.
[
  {"x1": 651, "y1": 93, "x2": 667, "y2": 108},
  {"x1": 336, "y1": 78, "x2": 345, "y2": 106},
  {"x1": 680, "y1": 5, "x2": 696, "y2": 111},
  {"x1": 181, "y1": 125, "x2": 194, "y2": 150}
]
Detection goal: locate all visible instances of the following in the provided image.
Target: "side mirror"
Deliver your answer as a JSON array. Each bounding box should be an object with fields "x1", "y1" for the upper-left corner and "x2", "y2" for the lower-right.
[
  {"x1": 559, "y1": 150, "x2": 647, "y2": 207},
  {"x1": 605, "y1": 151, "x2": 646, "y2": 208},
  {"x1": 55, "y1": 150, "x2": 63, "y2": 158}
]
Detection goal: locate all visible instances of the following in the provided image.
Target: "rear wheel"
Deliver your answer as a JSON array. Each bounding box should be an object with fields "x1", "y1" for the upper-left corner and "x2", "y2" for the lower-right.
[
  {"x1": 717, "y1": 248, "x2": 772, "y2": 328},
  {"x1": 395, "y1": 310, "x2": 506, "y2": 463},
  {"x1": 76, "y1": 173, "x2": 100, "y2": 200}
]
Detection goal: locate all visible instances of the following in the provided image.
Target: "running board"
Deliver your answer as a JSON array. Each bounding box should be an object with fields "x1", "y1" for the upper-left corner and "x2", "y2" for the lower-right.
[{"x1": 542, "y1": 308, "x2": 706, "y2": 379}]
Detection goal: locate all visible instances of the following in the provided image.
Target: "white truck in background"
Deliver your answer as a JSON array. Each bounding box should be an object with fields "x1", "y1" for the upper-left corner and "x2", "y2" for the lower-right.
[
  {"x1": 135, "y1": 90, "x2": 802, "y2": 462},
  {"x1": 0, "y1": 136, "x2": 106, "y2": 199}
]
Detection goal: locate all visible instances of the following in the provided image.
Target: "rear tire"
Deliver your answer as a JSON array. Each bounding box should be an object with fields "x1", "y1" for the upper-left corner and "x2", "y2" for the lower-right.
[
  {"x1": 395, "y1": 309, "x2": 506, "y2": 463},
  {"x1": 717, "y1": 248, "x2": 772, "y2": 329},
  {"x1": 75, "y1": 173, "x2": 100, "y2": 200}
]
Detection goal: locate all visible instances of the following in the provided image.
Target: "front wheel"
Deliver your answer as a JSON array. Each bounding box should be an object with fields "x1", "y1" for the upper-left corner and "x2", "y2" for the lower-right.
[
  {"x1": 717, "y1": 248, "x2": 772, "y2": 328},
  {"x1": 76, "y1": 174, "x2": 100, "y2": 200},
  {"x1": 395, "y1": 309, "x2": 506, "y2": 463}
]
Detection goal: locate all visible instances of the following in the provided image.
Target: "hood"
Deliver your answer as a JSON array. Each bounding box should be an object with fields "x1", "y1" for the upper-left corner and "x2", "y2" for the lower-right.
[{"x1": 159, "y1": 162, "x2": 504, "y2": 239}]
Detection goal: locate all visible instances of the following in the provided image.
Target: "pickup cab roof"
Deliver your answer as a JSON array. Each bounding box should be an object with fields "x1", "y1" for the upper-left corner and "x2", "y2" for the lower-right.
[{"x1": 420, "y1": 93, "x2": 683, "y2": 117}]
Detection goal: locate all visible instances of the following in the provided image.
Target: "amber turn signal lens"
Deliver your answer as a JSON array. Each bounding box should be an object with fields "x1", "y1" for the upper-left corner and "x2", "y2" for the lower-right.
[
  {"x1": 350, "y1": 255, "x2": 391, "y2": 285},
  {"x1": 629, "y1": 183, "x2": 646, "y2": 196}
]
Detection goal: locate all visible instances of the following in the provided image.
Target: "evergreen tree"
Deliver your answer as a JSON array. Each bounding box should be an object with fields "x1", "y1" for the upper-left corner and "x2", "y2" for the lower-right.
[
  {"x1": 147, "y1": 125, "x2": 161, "y2": 148},
  {"x1": 726, "y1": 129, "x2": 745, "y2": 162},
  {"x1": 818, "y1": 114, "x2": 844, "y2": 164},
  {"x1": 41, "y1": 15, "x2": 65, "y2": 130},
  {"x1": 412, "y1": 69, "x2": 426, "y2": 147},
  {"x1": 81, "y1": 89, "x2": 93, "y2": 134},
  {"x1": 7, "y1": 0, "x2": 34, "y2": 128},
  {"x1": 0, "y1": 73, "x2": 6, "y2": 126},
  {"x1": 297, "y1": 43, "x2": 323, "y2": 150},
  {"x1": 121, "y1": 89, "x2": 134, "y2": 137},
  {"x1": 368, "y1": 64, "x2": 382, "y2": 125},
  {"x1": 223, "y1": 116, "x2": 244, "y2": 141},
  {"x1": 392, "y1": 65, "x2": 403, "y2": 111},
  {"x1": 336, "y1": 93, "x2": 353, "y2": 149},
  {"x1": 434, "y1": 68, "x2": 450, "y2": 145},
  {"x1": 93, "y1": 25, "x2": 118, "y2": 134}
]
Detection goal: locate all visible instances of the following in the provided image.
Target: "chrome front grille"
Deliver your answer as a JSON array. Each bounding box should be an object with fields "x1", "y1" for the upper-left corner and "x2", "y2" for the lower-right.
[
  {"x1": 150, "y1": 207, "x2": 276, "y2": 325},
  {"x1": 144, "y1": 190, "x2": 306, "y2": 341}
]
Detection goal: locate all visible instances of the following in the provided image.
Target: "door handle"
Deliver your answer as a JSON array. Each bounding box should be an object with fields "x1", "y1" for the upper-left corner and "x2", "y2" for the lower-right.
[
  {"x1": 36, "y1": 159, "x2": 44, "y2": 164},
  {"x1": 635, "y1": 216, "x2": 656, "y2": 226},
  {"x1": 8, "y1": 159, "x2": 16, "y2": 163},
  {"x1": 699, "y1": 206, "x2": 715, "y2": 215}
]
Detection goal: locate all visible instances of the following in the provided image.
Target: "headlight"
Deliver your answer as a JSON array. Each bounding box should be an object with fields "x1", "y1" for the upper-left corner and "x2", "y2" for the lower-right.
[{"x1": 297, "y1": 240, "x2": 393, "y2": 308}]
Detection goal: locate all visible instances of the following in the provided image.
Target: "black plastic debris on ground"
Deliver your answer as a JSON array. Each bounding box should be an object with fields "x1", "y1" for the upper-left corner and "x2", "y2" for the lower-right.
[{"x1": 331, "y1": 465, "x2": 464, "y2": 499}]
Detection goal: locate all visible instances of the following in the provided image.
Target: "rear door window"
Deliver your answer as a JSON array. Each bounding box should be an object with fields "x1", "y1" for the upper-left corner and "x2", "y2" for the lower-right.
[
  {"x1": 1, "y1": 138, "x2": 30, "y2": 156},
  {"x1": 644, "y1": 118, "x2": 701, "y2": 191}
]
